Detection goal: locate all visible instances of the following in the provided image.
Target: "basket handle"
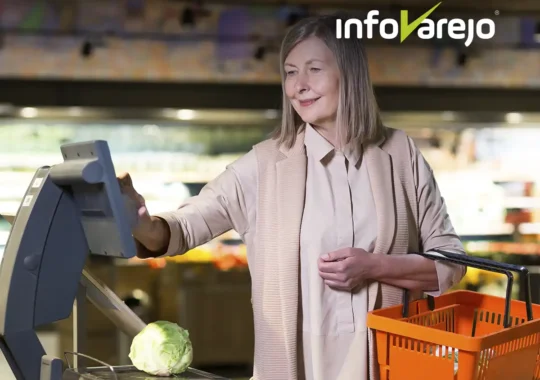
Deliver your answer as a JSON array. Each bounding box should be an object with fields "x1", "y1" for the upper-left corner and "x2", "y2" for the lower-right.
[{"x1": 401, "y1": 249, "x2": 533, "y2": 327}]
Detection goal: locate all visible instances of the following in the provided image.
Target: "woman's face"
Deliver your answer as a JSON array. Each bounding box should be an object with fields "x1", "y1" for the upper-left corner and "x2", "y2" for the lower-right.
[{"x1": 284, "y1": 36, "x2": 340, "y2": 130}]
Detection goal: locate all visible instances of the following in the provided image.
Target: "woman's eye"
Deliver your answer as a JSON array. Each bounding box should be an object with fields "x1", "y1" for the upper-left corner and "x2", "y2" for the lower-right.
[
  {"x1": 286, "y1": 71, "x2": 296, "y2": 76},
  {"x1": 310, "y1": 67, "x2": 321, "y2": 72}
]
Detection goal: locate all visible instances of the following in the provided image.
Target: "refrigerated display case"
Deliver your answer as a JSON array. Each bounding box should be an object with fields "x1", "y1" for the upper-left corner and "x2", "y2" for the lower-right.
[{"x1": 1, "y1": 108, "x2": 540, "y2": 267}]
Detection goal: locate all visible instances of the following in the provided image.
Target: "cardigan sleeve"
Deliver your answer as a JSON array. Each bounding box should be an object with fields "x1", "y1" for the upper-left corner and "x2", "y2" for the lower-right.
[
  {"x1": 153, "y1": 149, "x2": 257, "y2": 256},
  {"x1": 408, "y1": 137, "x2": 467, "y2": 296}
]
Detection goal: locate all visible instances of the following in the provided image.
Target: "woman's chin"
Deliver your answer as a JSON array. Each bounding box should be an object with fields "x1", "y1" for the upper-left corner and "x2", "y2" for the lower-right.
[
  {"x1": 298, "y1": 113, "x2": 320, "y2": 125},
  {"x1": 301, "y1": 117, "x2": 327, "y2": 127}
]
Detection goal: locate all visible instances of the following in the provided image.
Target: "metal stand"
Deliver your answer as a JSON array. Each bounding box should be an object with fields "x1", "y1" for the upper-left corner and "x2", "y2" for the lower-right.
[
  {"x1": 72, "y1": 282, "x2": 87, "y2": 369},
  {"x1": 117, "y1": 331, "x2": 131, "y2": 365}
]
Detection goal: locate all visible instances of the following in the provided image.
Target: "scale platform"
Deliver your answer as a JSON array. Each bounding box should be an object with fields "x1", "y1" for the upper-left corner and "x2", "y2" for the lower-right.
[{"x1": 63, "y1": 365, "x2": 230, "y2": 379}]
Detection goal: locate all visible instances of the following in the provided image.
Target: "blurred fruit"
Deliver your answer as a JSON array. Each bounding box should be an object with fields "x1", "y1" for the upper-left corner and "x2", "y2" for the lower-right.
[{"x1": 214, "y1": 253, "x2": 239, "y2": 271}]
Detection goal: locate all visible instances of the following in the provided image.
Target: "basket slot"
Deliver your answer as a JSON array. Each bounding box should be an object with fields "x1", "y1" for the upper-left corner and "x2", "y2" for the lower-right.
[
  {"x1": 476, "y1": 310, "x2": 503, "y2": 337},
  {"x1": 477, "y1": 347, "x2": 496, "y2": 380},
  {"x1": 406, "y1": 305, "x2": 457, "y2": 334},
  {"x1": 476, "y1": 332, "x2": 540, "y2": 380},
  {"x1": 386, "y1": 334, "x2": 457, "y2": 380},
  {"x1": 385, "y1": 333, "x2": 540, "y2": 380},
  {"x1": 536, "y1": 350, "x2": 540, "y2": 379},
  {"x1": 400, "y1": 303, "x2": 534, "y2": 338},
  {"x1": 474, "y1": 308, "x2": 530, "y2": 338}
]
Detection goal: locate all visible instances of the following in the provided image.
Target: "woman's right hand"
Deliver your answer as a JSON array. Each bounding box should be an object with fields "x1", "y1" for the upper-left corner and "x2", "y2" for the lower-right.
[
  {"x1": 117, "y1": 172, "x2": 169, "y2": 256},
  {"x1": 118, "y1": 172, "x2": 151, "y2": 235}
]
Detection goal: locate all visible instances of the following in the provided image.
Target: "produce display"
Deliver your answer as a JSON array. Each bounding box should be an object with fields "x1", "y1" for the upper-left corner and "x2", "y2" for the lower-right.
[{"x1": 129, "y1": 321, "x2": 193, "y2": 376}]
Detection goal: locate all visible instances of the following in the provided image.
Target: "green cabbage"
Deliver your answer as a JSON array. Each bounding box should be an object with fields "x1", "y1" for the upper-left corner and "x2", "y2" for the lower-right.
[{"x1": 129, "y1": 321, "x2": 193, "y2": 376}]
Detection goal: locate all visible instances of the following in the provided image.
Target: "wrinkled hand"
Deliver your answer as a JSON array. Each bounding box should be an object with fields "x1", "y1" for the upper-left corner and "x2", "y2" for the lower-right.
[
  {"x1": 118, "y1": 173, "x2": 171, "y2": 257},
  {"x1": 318, "y1": 248, "x2": 377, "y2": 291},
  {"x1": 117, "y1": 172, "x2": 152, "y2": 239}
]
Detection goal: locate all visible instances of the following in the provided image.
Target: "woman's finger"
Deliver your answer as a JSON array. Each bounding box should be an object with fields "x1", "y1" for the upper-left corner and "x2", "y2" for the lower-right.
[
  {"x1": 324, "y1": 280, "x2": 349, "y2": 291},
  {"x1": 137, "y1": 194, "x2": 146, "y2": 207},
  {"x1": 318, "y1": 270, "x2": 343, "y2": 282},
  {"x1": 318, "y1": 260, "x2": 335, "y2": 273},
  {"x1": 138, "y1": 206, "x2": 148, "y2": 217},
  {"x1": 318, "y1": 257, "x2": 347, "y2": 273},
  {"x1": 318, "y1": 257, "x2": 334, "y2": 271}
]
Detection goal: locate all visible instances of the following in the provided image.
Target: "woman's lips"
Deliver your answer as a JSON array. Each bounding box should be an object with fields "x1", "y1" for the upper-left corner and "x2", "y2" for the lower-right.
[{"x1": 299, "y1": 97, "x2": 320, "y2": 107}]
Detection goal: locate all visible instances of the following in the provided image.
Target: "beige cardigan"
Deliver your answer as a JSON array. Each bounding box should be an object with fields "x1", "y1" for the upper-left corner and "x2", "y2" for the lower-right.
[{"x1": 249, "y1": 126, "x2": 465, "y2": 380}]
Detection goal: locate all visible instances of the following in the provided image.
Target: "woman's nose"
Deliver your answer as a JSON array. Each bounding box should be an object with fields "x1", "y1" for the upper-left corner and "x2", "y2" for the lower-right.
[{"x1": 295, "y1": 73, "x2": 309, "y2": 93}]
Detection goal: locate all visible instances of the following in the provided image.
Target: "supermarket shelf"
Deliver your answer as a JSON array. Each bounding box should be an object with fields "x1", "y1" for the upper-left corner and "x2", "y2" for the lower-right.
[
  {"x1": 0, "y1": 231, "x2": 9, "y2": 244},
  {"x1": 519, "y1": 223, "x2": 540, "y2": 235},
  {"x1": 0, "y1": 200, "x2": 179, "y2": 220},
  {"x1": 457, "y1": 224, "x2": 515, "y2": 239},
  {"x1": 466, "y1": 241, "x2": 540, "y2": 255},
  {"x1": 0, "y1": 202, "x2": 18, "y2": 217},
  {"x1": 504, "y1": 197, "x2": 540, "y2": 209}
]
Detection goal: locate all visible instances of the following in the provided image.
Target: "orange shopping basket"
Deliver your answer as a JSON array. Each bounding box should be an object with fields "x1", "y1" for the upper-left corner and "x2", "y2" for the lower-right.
[{"x1": 367, "y1": 250, "x2": 540, "y2": 380}]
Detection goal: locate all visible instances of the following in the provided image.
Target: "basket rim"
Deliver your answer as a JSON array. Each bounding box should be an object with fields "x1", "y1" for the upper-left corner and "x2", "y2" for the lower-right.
[{"x1": 367, "y1": 290, "x2": 540, "y2": 351}]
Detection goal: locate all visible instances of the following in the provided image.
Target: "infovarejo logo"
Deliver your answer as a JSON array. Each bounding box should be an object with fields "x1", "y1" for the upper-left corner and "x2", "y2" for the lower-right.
[{"x1": 336, "y1": 2, "x2": 496, "y2": 47}]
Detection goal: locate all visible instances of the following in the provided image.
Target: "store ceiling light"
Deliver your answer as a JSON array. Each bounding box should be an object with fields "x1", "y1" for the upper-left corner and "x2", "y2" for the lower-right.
[
  {"x1": 20, "y1": 107, "x2": 38, "y2": 118},
  {"x1": 505, "y1": 112, "x2": 522, "y2": 124},
  {"x1": 176, "y1": 109, "x2": 195, "y2": 120}
]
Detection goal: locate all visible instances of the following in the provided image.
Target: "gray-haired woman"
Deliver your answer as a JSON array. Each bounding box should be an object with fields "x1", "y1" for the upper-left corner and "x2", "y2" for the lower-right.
[{"x1": 120, "y1": 15, "x2": 466, "y2": 380}]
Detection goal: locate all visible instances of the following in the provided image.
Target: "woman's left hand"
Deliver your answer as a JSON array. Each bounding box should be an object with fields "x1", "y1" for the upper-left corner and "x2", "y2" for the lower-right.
[{"x1": 318, "y1": 248, "x2": 378, "y2": 291}]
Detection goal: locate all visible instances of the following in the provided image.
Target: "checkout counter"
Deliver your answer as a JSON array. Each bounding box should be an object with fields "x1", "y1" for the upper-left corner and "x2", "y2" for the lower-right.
[{"x1": 0, "y1": 140, "x2": 229, "y2": 379}]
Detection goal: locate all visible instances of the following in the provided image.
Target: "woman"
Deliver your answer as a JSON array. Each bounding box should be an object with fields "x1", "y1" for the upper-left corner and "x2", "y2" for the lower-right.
[{"x1": 120, "y1": 14, "x2": 466, "y2": 380}]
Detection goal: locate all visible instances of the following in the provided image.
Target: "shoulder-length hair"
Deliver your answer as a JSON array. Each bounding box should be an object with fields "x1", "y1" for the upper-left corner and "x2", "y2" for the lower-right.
[{"x1": 272, "y1": 14, "x2": 385, "y2": 150}]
